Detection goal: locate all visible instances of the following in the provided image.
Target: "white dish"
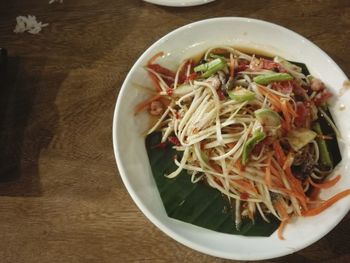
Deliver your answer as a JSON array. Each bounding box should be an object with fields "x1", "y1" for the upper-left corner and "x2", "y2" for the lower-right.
[
  {"x1": 113, "y1": 17, "x2": 350, "y2": 260},
  {"x1": 143, "y1": 0, "x2": 215, "y2": 7}
]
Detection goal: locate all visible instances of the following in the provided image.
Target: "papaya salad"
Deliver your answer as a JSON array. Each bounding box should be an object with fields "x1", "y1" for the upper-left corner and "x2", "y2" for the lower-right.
[{"x1": 135, "y1": 46, "x2": 350, "y2": 239}]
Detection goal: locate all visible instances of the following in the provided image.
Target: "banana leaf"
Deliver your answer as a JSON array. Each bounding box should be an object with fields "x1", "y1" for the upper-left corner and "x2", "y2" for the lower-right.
[
  {"x1": 319, "y1": 107, "x2": 342, "y2": 167},
  {"x1": 289, "y1": 60, "x2": 341, "y2": 168},
  {"x1": 289, "y1": 60, "x2": 310, "y2": 75},
  {"x1": 146, "y1": 132, "x2": 279, "y2": 236}
]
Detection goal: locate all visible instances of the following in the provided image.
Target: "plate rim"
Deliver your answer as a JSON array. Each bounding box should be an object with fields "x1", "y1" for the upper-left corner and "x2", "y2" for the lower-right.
[
  {"x1": 143, "y1": 0, "x2": 215, "y2": 7},
  {"x1": 112, "y1": 17, "x2": 349, "y2": 260}
]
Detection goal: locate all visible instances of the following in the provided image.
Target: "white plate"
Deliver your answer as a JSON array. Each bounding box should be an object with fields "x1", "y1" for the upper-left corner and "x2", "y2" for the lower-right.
[
  {"x1": 143, "y1": 0, "x2": 215, "y2": 7},
  {"x1": 113, "y1": 17, "x2": 350, "y2": 260}
]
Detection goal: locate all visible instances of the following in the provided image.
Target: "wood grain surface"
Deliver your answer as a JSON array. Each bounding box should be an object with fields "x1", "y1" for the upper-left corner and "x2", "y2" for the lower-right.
[{"x1": 0, "y1": 0, "x2": 349, "y2": 262}]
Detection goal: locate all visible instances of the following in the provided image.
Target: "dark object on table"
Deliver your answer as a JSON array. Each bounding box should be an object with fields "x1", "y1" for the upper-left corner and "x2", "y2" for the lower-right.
[
  {"x1": 0, "y1": 48, "x2": 8, "y2": 124},
  {"x1": 0, "y1": 48, "x2": 22, "y2": 183},
  {"x1": 0, "y1": 48, "x2": 13, "y2": 182},
  {"x1": 0, "y1": 48, "x2": 7, "y2": 82},
  {"x1": 0, "y1": 50, "x2": 42, "y2": 193}
]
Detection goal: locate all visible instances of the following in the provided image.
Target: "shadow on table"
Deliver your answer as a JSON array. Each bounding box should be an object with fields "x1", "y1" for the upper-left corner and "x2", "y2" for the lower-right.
[
  {"x1": 0, "y1": 54, "x2": 60, "y2": 197},
  {"x1": 0, "y1": 1, "x2": 135, "y2": 197}
]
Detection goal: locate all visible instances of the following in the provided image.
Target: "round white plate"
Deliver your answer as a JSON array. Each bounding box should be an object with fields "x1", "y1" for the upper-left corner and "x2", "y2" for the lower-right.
[
  {"x1": 143, "y1": 0, "x2": 215, "y2": 7},
  {"x1": 113, "y1": 17, "x2": 350, "y2": 260}
]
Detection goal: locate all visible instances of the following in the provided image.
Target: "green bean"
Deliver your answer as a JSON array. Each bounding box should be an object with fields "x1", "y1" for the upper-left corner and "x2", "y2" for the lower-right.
[
  {"x1": 253, "y1": 73, "x2": 293, "y2": 85},
  {"x1": 194, "y1": 58, "x2": 226, "y2": 78},
  {"x1": 242, "y1": 131, "x2": 266, "y2": 165},
  {"x1": 312, "y1": 122, "x2": 333, "y2": 169}
]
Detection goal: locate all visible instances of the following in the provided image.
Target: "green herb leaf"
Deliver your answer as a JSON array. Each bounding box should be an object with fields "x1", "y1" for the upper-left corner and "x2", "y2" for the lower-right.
[
  {"x1": 242, "y1": 131, "x2": 266, "y2": 165},
  {"x1": 194, "y1": 58, "x2": 226, "y2": 78},
  {"x1": 317, "y1": 107, "x2": 342, "y2": 168},
  {"x1": 312, "y1": 122, "x2": 332, "y2": 170},
  {"x1": 228, "y1": 89, "x2": 255, "y2": 102},
  {"x1": 253, "y1": 73, "x2": 293, "y2": 85}
]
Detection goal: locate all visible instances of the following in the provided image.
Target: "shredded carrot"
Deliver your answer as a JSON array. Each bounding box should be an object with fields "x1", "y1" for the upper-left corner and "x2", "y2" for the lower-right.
[
  {"x1": 275, "y1": 187, "x2": 307, "y2": 205},
  {"x1": 209, "y1": 160, "x2": 222, "y2": 173},
  {"x1": 264, "y1": 155, "x2": 272, "y2": 186},
  {"x1": 271, "y1": 178, "x2": 285, "y2": 188},
  {"x1": 272, "y1": 142, "x2": 308, "y2": 210},
  {"x1": 308, "y1": 187, "x2": 321, "y2": 201},
  {"x1": 275, "y1": 199, "x2": 289, "y2": 220},
  {"x1": 235, "y1": 159, "x2": 244, "y2": 171},
  {"x1": 309, "y1": 175, "x2": 341, "y2": 189},
  {"x1": 273, "y1": 141, "x2": 286, "y2": 166},
  {"x1": 285, "y1": 167, "x2": 308, "y2": 210},
  {"x1": 286, "y1": 101, "x2": 297, "y2": 117},
  {"x1": 258, "y1": 85, "x2": 282, "y2": 111},
  {"x1": 265, "y1": 94, "x2": 282, "y2": 110},
  {"x1": 271, "y1": 165, "x2": 306, "y2": 203},
  {"x1": 231, "y1": 179, "x2": 258, "y2": 195},
  {"x1": 270, "y1": 163, "x2": 281, "y2": 179},
  {"x1": 282, "y1": 152, "x2": 294, "y2": 170},
  {"x1": 302, "y1": 189, "x2": 350, "y2": 216},
  {"x1": 269, "y1": 162, "x2": 284, "y2": 187},
  {"x1": 277, "y1": 219, "x2": 289, "y2": 240},
  {"x1": 134, "y1": 94, "x2": 161, "y2": 115},
  {"x1": 281, "y1": 100, "x2": 291, "y2": 131},
  {"x1": 274, "y1": 148, "x2": 306, "y2": 207},
  {"x1": 267, "y1": 94, "x2": 282, "y2": 111},
  {"x1": 227, "y1": 142, "x2": 236, "y2": 148},
  {"x1": 147, "y1": 51, "x2": 164, "y2": 66},
  {"x1": 270, "y1": 105, "x2": 279, "y2": 112},
  {"x1": 230, "y1": 53, "x2": 235, "y2": 78}
]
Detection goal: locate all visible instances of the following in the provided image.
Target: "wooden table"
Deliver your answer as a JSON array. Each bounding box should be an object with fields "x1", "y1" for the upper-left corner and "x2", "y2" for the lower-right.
[{"x1": 0, "y1": 0, "x2": 349, "y2": 262}]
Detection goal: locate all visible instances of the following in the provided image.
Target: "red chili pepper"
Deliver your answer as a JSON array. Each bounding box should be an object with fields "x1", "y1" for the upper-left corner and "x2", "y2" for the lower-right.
[
  {"x1": 235, "y1": 60, "x2": 250, "y2": 72},
  {"x1": 294, "y1": 102, "x2": 308, "y2": 128},
  {"x1": 166, "y1": 88, "x2": 173, "y2": 96},
  {"x1": 313, "y1": 90, "x2": 332, "y2": 106},
  {"x1": 178, "y1": 60, "x2": 193, "y2": 84},
  {"x1": 147, "y1": 64, "x2": 176, "y2": 78},
  {"x1": 168, "y1": 136, "x2": 180, "y2": 146},
  {"x1": 152, "y1": 142, "x2": 167, "y2": 149},
  {"x1": 164, "y1": 78, "x2": 174, "y2": 87},
  {"x1": 240, "y1": 193, "x2": 249, "y2": 200},
  {"x1": 185, "y1": 72, "x2": 198, "y2": 82},
  {"x1": 217, "y1": 89, "x2": 226, "y2": 101}
]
